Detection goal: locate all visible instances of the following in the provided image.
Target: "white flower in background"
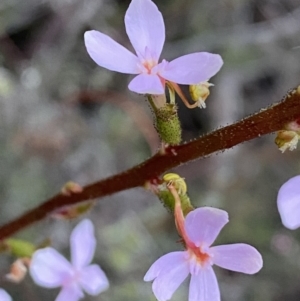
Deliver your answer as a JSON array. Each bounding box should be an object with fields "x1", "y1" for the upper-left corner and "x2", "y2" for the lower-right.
[
  {"x1": 0, "y1": 288, "x2": 12, "y2": 301},
  {"x1": 30, "y1": 219, "x2": 109, "y2": 301}
]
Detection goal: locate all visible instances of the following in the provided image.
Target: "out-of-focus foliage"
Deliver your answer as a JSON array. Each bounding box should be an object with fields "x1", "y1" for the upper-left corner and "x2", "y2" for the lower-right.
[{"x1": 1, "y1": 0, "x2": 300, "y2": 300}]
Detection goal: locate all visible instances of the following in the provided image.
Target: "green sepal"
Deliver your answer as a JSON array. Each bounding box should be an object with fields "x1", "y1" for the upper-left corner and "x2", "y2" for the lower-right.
[
  {"x1": 157, "y1": 186, "x2": 194, "y2": 216},
  {"x1": 155, "y1": 104, "x2": 182, "y2": 145}
]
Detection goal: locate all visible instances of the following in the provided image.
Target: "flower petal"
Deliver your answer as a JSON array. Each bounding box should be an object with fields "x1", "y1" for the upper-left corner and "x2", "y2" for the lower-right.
[
  {"x1": 189, "y1": 266, "x2": 220, "y2": 301},
  {"x1": 160, "y1": 52, "x2": 223, "y2": 84},
  {"x1": 128, "y1": 74, "x2": 164, "y2": 94},
  {"x1": 210, "y1": 243, "x2": 263, "y2": 274},
  {"x1": 55, "y1": 284, "x2": 84, "y2": 301},
  {"x1": 185, "y1": 207, "x2": 229, "y2": 247},
  {"x1": 144, "y1": 251, "x2": 187, "y2": 282},
  {"x1": 70, "y1": 219, "x2": 96, "y2": 269},
  {"x1": 277, "y1": 175, "x2": 300, "y2": 229},
  {"x1": 150, "y1": 254, "x2": 189, "y2": 301},
  {"x1": 125, "y1": 0, "x2": 165, "y2": 61},
  {"x1": 30, "y1": 247, "x2": 72, "y2": 288},
  {"x1": 84, "y1": 30, "x2": 140, "y2": 74},
  {"x1": 79, "y1": 264, "x2": 109, "y2": 295},
  {"x1": 0, "y1": 289, "x2": 12, "y2": 301}
]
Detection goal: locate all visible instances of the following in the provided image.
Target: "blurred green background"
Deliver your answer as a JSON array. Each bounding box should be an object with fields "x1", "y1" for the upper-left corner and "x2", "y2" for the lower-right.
[{"x1": 1, "y1": 0, "x2": 300, "y2": 300}]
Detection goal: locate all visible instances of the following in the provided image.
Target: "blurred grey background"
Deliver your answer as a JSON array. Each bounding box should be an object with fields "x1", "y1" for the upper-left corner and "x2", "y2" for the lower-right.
[{"x1": 1, "y1": 0, "x2": 300, "y2": 300}]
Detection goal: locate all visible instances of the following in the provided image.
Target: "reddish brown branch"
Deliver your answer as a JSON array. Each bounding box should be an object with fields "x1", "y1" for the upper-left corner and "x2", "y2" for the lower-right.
[{"x1": 1, "y1": 86, "x2": 300, "y2": 240}]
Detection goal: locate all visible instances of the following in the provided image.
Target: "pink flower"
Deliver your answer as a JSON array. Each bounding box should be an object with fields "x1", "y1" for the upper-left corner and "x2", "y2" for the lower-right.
[
  {"x1": 29, "y1": 219, "x2": 109, "y2": 301},
  {"x1": 144, "y1": 207, "x2": 263, "y2": 301},
  {"x1": 277, "y1": 175, "x2": 300, "y2": 230},
  {"x1": 0, "y1": 289, "x2": 11, "y2": 301},
  {"x1": 84, "y1": 0, "x2": 223, "y2": 95}
]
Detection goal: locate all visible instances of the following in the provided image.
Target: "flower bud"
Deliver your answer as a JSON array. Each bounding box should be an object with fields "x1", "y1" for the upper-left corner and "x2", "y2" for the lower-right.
[
  {"x1": 189, "y1": 81, "x2": 213, "y2": 108},
  {"x1": 51, "y1": 201, "x2": 95, "y2": 220},
  {"x1": 275, "y1": 119, "x2": 300, "y2": 152},
  {"x1": 2, "y1": 239, "x2": 35, "y2": 257},
  {"x1": 275, "y1": 130, "x2": 299, "y2": 152},
  {"x1": 156, "y1": 173, "x2": 194, "y2": 216},
  {"x1": 162, "y1": 173, "x2": 187, "y2": 195},
  {"x1": 6, "y1": 258, "x2": 30, "y2": 283},
  {"x1": 61, "y1": 181, "x2": 83, "y2": 196}
]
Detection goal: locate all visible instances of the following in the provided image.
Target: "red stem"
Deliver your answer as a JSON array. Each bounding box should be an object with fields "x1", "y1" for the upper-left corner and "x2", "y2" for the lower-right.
[{"x1": 0, "y1": 86, "x2": 300, "y2": 240}]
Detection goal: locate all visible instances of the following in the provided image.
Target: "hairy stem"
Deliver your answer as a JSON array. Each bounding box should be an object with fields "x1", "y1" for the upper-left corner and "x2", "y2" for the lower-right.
[{"x1": 1, "y1": 86, "x2": 300, "y2": 240}]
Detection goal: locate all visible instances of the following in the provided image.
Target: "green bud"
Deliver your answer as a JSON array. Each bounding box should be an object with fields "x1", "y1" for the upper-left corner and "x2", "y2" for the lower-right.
[
  {"x1": 51, "y1": 201, "x2": 95, "y2": 220},
  {"x1": 3, "y1": 239, "x2": 36, "y2": 257}
]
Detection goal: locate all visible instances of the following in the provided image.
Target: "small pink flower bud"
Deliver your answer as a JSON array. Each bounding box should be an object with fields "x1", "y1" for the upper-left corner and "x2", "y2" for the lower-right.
[
  {"x1": 61, "y1": 181, "x2": 83, "y2": 196},
  {"x1": 6, "y1": 258, "x2": 30, "y2": 283},
  {"x1": 51, "y1": 201, "x2": 95, "y2": 220}
]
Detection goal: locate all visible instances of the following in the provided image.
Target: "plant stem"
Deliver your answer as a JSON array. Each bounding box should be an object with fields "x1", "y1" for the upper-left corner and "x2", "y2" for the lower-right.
[{"x1": 0, "y1": 86, "x2": 300, "y2": 240}]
